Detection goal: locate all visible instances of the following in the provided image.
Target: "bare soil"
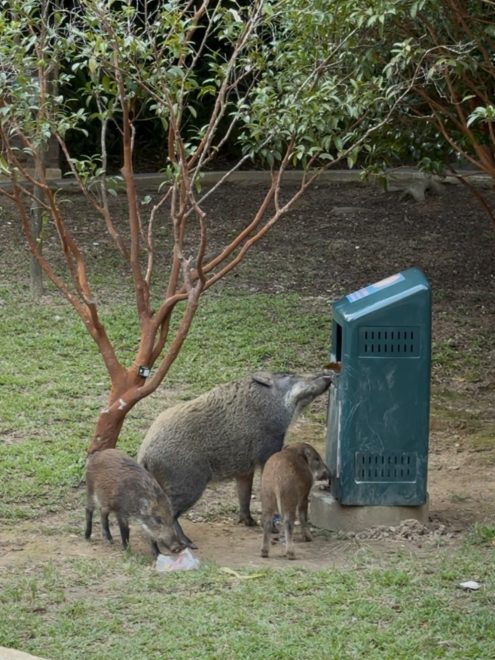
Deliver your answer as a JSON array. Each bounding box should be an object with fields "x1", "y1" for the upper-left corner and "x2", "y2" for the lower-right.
[{"x1": 1, "y1": 177, "x2": 495, "y2": 570}]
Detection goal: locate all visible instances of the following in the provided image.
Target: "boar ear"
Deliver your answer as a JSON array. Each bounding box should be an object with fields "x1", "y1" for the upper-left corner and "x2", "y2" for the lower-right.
[
  {"x1": 252, "y1": 372, "x2": 274, "y2": 388},
  {"x1": 302, "y1": 444, "x2": 316, "y2": 463}
]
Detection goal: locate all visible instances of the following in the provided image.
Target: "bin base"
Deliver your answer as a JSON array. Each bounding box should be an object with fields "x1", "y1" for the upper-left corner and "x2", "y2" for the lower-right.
[{"x1": 309, "y1": 490, "x2": 429, "y2": 532}]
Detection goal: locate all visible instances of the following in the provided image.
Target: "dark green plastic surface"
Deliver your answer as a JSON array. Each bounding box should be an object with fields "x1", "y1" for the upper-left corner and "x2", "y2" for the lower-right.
[{"x1": 326, "y1": 268, "x2": 431, "y2": 506}]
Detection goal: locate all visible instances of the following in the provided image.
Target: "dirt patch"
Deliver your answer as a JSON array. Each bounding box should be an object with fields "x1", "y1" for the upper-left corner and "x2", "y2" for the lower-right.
[
  {"x1": 0, "y1": 495, "x2": 465, "y2": 573},
  {"x1": 1, "y1": 178, "x2": 495, "y2": 570},
  {"x1": 1, "y1": 434, "x2": 493, "y2": 573}
]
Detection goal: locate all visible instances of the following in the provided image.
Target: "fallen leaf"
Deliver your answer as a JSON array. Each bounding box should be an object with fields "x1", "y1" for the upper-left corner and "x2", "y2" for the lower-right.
[{"x1": 220, "y1": 567, "x2": 264, "y2": 580}]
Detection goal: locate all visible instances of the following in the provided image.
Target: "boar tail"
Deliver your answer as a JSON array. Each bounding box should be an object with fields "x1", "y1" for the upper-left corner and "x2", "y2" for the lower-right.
[{"x1": 276, "y1": 492, "x2": 283, "y2": 517}]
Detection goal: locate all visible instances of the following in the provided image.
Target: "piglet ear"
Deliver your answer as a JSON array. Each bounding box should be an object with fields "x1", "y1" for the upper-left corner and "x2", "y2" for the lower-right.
[
  {"x1": 252, "y1": 372, "x2": 274, "y2": 388},
  {"x1": 302, "y1": 444, "x2": 315, "y2": 463}
]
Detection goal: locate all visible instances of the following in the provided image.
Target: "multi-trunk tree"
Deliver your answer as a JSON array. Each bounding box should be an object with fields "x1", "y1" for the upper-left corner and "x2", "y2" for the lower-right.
[{"x1": 0, "y1": 0, "x2": 410, "y2": 452}]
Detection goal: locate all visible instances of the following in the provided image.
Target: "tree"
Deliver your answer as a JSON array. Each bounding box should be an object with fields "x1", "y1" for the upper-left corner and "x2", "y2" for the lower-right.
[
  {"x1": 0, "y1": 0, "x2": 408, "y2": 452},
  {"x1": 378, "y1": 0, "x2": 495, "y2": 221}
]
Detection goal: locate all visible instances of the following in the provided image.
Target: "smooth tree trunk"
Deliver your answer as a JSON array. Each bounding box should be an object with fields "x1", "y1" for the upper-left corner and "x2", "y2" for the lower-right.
[
  {"x1": 89, "y1": 371, "x2": 146, "y2": 453},
  {"x1": 30, "y1": 156, "x2": 47, "y2": 298},
  {"x1": 90, "y1": 406, "x2": 128, "y2": 453},
  {"x1": 29, "y1": 200, "x2": 44, "y2": 298}
]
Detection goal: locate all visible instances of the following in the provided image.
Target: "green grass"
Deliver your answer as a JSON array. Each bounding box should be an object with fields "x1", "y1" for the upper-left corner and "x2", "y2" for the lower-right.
[
  {"x1": 1, "y1": 548, "x2": 494, "y2": 659},
  {"x1": 466, "y1": 522, "x2": 495, "y2": 546}
]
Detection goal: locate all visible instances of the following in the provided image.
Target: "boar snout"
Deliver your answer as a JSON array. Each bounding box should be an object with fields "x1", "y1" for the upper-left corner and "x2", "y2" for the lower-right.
[
  {"x1": 315, "y1": 464, "x2": 330, "y2": 482},
  {"x1": 142, "y1": 513, "x2": 184, "y2": 554},
  {"x1": 169, "y1": 540, "x2": 185, "y2": 553},
  {"x1": 301, "y1": 443, "x2": 330, "y2": 482},
  {"x1": 314, "y1": 372, "x2": 335, "y2": 389},
  {"x1": 159, "y1": 529, "x2": 185, "y2": 554},
  {"x1": 155, "y1": 533, "x2": 184, "y2": 554}
]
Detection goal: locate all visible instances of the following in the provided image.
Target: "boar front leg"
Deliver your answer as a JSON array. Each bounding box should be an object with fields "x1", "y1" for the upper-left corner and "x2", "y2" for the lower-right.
[
  {"x1": 236, "y1": 472, "x2": 256, "y2": 526},
  {"x1": 100, "y1": 510, "x2": 113, "y2": 544},
  {"x1": 174, "y1": 518, "x2": 197, "y2": 550},
  {"x1": 298, "y1": 496, "x2": 313, "y2": 542},
  {"x1": 117, "y1": 514, "x2": 130, "y2": 550},
  {"x1": 284, "y1": 515, "x2": 296, "y2": 560}
]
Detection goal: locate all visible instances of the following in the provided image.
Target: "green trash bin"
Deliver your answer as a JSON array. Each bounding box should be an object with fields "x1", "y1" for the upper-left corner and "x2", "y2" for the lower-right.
[{"x1": 327, "y1": 268, "x2": 431, "y2": 506}]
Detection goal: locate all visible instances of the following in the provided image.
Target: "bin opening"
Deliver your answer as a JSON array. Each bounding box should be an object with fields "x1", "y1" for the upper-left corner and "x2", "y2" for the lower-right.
[{"x1": 332, "y1": 322, "x2": 342, "y2": 362}]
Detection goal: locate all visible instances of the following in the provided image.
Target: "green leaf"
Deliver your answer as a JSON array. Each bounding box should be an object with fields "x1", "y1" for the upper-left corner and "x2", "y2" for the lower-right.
[{"x1": 0, "y1": 155, "x2": 11, "y2": 174}]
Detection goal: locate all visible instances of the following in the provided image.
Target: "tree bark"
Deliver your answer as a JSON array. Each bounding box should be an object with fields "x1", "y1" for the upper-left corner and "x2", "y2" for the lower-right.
[
  {"x1": 29, "y1": 199, "x2": 43, "y2": 299},
  {"x1": 89, "y1": 406, "x2": 128, "y2": 453},
  {"x1": 88, "y1": 378, "x2": 144, "y2": 453},
  {"x1": 29, "y1": 144, "x2": 49, "y2": 299}
]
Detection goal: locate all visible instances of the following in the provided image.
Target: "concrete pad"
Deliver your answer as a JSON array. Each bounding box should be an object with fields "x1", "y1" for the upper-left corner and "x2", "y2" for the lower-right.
[
  {"x1": 309, "y1": 490, "x2": 430, "y2": 532},
  {"x1": 0, "y1": 648, "x2": 46, "y2": 660}
]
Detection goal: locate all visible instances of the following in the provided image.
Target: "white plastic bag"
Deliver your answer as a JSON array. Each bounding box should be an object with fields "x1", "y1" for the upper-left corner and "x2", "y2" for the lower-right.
[
  {"x1": 459, "y1": 580, "x2": 481, "y2": 591},
  {"x1": 155, "y1": 548, "x2": 200, "y2": 572}
]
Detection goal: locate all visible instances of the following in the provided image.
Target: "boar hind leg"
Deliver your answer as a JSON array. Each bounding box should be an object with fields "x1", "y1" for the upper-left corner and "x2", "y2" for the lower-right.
[
  {"x1": 236, "y1": 472, "x2": 256, "y2": 526},
  {"x1": 284, "y1": 515, "x2": 296, "y2": 560},
  {"x1": 298, "y1": 497, "x2": 313, "y2": 542},
  {"x1": 100, "y1": 510, "x2": 113, "y2": 544},
  {"x1": 261, "y1": 515, "x2": 273, "y2": 558},
  {"x1": 117, "y1": 515, "x2": 130, "y2": 550},
  {"x1": 85, "y1": 506, "x2": 94, "y2": 540}
]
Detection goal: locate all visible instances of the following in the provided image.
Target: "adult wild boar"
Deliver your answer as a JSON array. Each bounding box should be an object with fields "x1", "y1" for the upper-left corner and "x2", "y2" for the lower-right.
[{"x1": 138, "y1": 372, "x2": 334, "y2": 547}]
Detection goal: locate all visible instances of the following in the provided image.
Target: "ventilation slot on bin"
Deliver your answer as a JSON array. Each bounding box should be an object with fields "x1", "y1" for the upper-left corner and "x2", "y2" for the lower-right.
[
  {"x1": 355, "y1": 452, "x2": 417, "y2": 482},
  {"x1": 358, "y1": 326, "x2": 420, "y2": 357}
]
